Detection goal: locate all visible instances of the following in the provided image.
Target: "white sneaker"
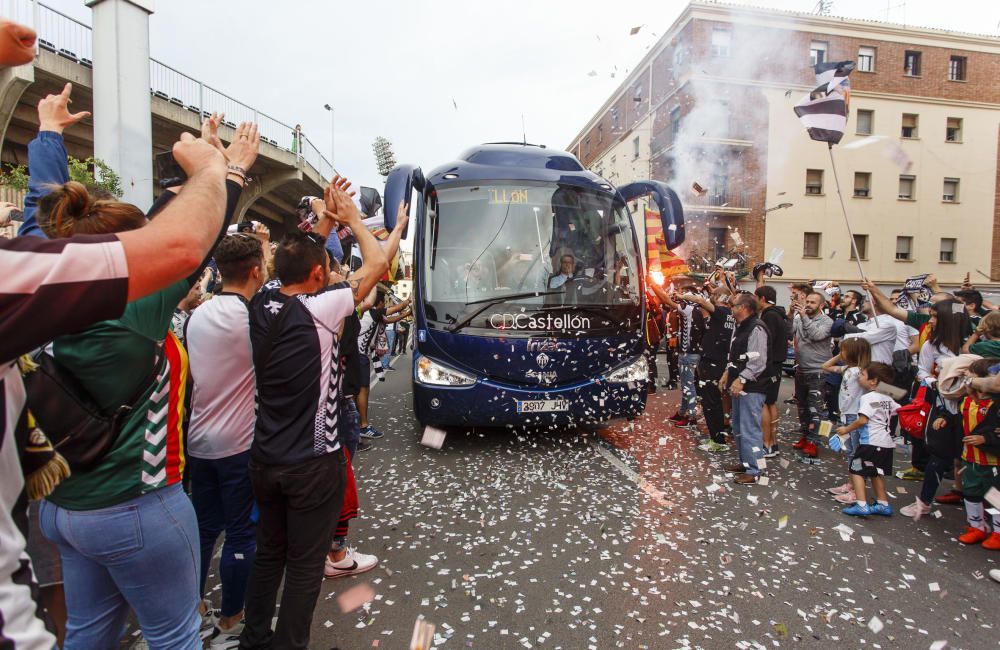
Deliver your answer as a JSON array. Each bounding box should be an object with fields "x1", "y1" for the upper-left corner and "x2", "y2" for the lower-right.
[
  {"x1": 899, "y1": 498, "x2": 932, "y2": 520},
  {"x1": 990, "y1": 568, "x2": 1000, "y2": 584},
  {"x1": 209, "y1": 617, "x2": 244, "y2": 648},
  {"x1": 324, "y1": 547, "x2": 379, "y2": 578}
]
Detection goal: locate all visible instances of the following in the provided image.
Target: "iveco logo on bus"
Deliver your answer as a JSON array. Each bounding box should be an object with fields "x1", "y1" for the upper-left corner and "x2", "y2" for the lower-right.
[
  {"x1": 488, "y1": 313, "x2": 591, "y2": 330},
  {"x1": 527, "y1": 339, "x2": 569, "y2": 354}
]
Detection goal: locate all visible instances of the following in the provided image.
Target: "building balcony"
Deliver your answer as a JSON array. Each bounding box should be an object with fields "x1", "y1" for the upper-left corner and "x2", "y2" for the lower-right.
[{"x1": 682, "y1": 190, "x2": 753, "y2": 214}]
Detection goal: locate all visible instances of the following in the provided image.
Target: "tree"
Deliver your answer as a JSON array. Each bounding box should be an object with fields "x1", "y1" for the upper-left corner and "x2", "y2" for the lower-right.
[{"x1": 0, "y1": 156, "x2": 124, "y2": 198}]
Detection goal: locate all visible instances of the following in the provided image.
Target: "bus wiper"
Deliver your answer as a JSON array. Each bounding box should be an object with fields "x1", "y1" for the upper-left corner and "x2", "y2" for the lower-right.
[
  {"x1": 446, "y1": 290, "x2": 563, "y2": 333},
  {"x1": 537, "y1": 304, "x2": 617, "y2": 321}
]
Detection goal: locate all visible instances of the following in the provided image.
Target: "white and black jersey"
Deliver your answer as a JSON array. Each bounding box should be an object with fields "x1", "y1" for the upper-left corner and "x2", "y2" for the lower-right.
[
  {"x1": 249, "y1": 284, "x2": 355, "y2": 465},
  {"x1": 1, "y1": 233, "x2": 130, "y2": 649}
]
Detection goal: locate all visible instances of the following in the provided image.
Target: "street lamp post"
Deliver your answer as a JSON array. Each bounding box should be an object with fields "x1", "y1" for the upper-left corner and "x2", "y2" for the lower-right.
[
  {"x1": 762, "y1": 202, "x2": 793, "y2": 219},
  {"x1": 323, "y1": 103, "x2": 335, "y2": 167}
]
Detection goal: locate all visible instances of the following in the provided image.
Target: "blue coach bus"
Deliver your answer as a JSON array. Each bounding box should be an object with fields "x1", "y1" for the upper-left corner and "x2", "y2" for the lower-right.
[{"x1": 382, "y1": 143, "x2": 684, "y2": 428}]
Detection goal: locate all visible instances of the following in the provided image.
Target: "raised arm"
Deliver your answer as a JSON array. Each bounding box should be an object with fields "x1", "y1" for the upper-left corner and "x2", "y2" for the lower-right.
[
  {"x1": 861, "y1": 279, "x2": 907, "y2": 323},
  {"x1": 679, "y1": 292, "x2": 714, "y2": 313},
  {"x1": 19, "y1": 83, "x2": 88, "y2": 237},
  {"x1": 115, "y1": 134, "x2": 227, "y2": 302},
  {"x1": 323, "y1": 177, "x2": 388, "y2": 304},
  {"x1": 647, "y1": 277, "x2": 678, "y2": 310},
  {"x1": 821, "y1": 353, "x2": 843, "y2": 374},
  {"x1": 386, "y1": 296, "x2": 411, "y2": 316}
]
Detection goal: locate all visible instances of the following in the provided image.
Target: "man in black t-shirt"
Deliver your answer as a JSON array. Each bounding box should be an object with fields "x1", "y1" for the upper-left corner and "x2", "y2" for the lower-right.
[
  {"x1": 241, "y1": 180, "x2": 389, "y2": 650},
  {"x1": 682, "y1": 289, "x2": 736, "y2": 448}
]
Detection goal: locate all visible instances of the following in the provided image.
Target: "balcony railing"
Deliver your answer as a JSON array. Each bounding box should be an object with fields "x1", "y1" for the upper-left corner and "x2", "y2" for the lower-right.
[
  {"x1": 2, "y1": 0, "x2": 335, "y2": 181},
  {"x1": 685, "y1": 190, "x2": 752, "y2": 210}
]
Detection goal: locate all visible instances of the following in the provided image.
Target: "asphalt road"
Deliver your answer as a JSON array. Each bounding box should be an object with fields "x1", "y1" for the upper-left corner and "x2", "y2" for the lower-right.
[{"x1": 282, "y1": 352, "x2": 999, "y2": 650}]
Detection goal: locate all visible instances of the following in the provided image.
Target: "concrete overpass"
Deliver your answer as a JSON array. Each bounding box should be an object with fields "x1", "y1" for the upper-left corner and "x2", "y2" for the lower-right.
[{"x1": 0, "y1": 1, "x2": 334, "y2": 234}]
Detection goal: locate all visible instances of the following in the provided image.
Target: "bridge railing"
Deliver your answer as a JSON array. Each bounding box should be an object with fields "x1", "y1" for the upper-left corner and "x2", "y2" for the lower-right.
[{"x1": 1, "y1": 0, "x2": 335, "y2": 181}]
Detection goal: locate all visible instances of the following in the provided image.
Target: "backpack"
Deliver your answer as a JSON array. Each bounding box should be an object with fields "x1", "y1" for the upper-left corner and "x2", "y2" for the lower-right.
[
  {"x1": 23, "y1": 349, "x2": 158, "y2": 471},
  {"x1": 897, "y1": 384, "x2": 931, "y2": 440}
]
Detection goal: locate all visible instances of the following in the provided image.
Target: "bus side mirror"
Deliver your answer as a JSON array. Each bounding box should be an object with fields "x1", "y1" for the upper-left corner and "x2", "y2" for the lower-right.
[
  {"x1": 384, "y1": 164, "x2": 425, "y2": 237},
  {"x1": 617, "y1": 180, "x2": 685, "y2": 250}
]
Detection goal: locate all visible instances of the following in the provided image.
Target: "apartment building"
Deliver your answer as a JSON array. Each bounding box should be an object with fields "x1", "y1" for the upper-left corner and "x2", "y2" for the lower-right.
[{"x1": 567, "y1": 1, "x2": 1000, "y2": 285}]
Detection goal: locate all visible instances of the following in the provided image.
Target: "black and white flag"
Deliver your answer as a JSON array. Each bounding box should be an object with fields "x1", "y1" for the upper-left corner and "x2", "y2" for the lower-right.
[{"x1": 794, "y1": 61, "x2": 855, "y2": 145}]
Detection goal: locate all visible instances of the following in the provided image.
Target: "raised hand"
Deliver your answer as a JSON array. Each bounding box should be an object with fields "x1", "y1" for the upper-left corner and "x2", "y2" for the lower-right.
[
  {"x1": 38, "y1": 82, "x2": 90, "y2": 133},
  {"x1": 0, "y1": 20, "x2": 37, "y2": 67},
  {"x1": 172, "y1": 132, "x2": 226, "y2": 178},
  {"x1": 224, "y1": 122, "x2": 260, "y2": 171},
  {"x1": 253, "y1": 221, "x2": 270, "y2": 242},
  {"x1": 200, "y1": 112, "x2": 225, "y2": 154},
  {"x1": 322, "y1": 184, "x2": 362, "y2": 229},
  {"x1": 394, "y1": 200, "x2": 409, "y2": 232},
  {"x1": 0, "y1": 201, "x2": 19, "y2": 226},
  {"x1": 323, "y1": 175, "x2": 356, "y2": 212}
]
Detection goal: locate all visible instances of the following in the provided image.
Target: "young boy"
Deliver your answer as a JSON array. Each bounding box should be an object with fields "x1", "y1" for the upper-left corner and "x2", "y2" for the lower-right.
[
  {"x1": 833, "y1": 362, "x2": 900, "y2": 517},
  {"x1": 954, "y1": 358, "x2": 1000, "y2": 549}
]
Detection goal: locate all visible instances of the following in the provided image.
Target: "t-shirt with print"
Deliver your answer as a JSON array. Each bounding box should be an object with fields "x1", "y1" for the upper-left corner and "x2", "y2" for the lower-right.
[
  {"x1": 677, "y1": 303, "x2": 704, "y2": 355},
  {"x1": 856, "y1": 391, "x2": 901, "y2": 448},
  {"x1": 699, "y1": 306, "x2": 736, "y2": 362},
  {"x1": 187, "y1": 293, "x2": 255, "y2": 460},
  {"x1": 358, "y1": 307, "x2": 386, "y2": 356},
  {"x1": 250, "y1": 284, "x2": 354, "y2": 466},
  {"x1": 839, "y1": 366, "x2": 864, "y2": 419},
  {"x1": 47, "y1": 279, "x2": 192, "y2": 510}
]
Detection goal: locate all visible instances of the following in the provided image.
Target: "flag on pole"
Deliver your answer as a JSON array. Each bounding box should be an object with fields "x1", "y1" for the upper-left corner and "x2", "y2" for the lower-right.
[
  {"x1": 656, "y1": 235, "x2": 689, "y2": 279},
  {"x1": 793, "y1": 61, "x2": 855, "y2": 145},
  {"x1": 644, "y1": 209, "x2": 662, "y2": 273}
]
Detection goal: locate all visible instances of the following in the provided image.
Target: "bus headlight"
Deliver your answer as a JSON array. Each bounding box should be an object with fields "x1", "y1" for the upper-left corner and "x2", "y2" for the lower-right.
[
  {"x1": 606, "y1": 355, "x2": 649, "y2": 383},
  {"x1": 416, "y1": 356, "x2": 477, "y2": 386}
]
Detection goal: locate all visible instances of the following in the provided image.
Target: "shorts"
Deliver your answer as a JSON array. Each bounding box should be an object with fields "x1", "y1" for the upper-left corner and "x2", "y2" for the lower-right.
[
  {"x1": 849, "y1": 444, "x2": 894, "y2": 478},
  {"x1": 764, "y1": 370, "x2": 781, "y2": 406},
  {"x1": 358, "y1": 355, "x2": 371, "y2": 389},
  {"x1": 960, "y1": 460, "x2": 1000, "y2": 499}
]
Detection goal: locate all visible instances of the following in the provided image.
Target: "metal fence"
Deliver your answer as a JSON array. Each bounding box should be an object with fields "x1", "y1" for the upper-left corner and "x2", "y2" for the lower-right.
[{"x1": 1, "y1": 0, "x2": 334, "y2": 180}]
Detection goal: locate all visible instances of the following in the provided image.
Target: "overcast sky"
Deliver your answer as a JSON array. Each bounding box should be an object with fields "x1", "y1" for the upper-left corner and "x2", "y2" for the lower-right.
[{"x1": 47, "y1": 0, "x2": 995, "y2": 195}]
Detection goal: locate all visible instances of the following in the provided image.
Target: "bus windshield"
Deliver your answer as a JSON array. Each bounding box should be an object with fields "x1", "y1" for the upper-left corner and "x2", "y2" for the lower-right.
[{"x1": 422, "y1": 182, "x2": 642, "y2": 332}]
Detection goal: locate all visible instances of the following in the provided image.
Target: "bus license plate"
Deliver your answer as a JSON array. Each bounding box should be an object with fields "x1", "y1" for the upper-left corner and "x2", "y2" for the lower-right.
[{"x1": 516, "y1": 399, "x2": 569, "y2": 413}]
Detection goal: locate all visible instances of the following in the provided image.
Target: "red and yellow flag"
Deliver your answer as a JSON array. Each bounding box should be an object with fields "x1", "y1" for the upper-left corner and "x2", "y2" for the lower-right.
[{"x1": 646, "y1": 209, "x2": 688, "y2": 280}]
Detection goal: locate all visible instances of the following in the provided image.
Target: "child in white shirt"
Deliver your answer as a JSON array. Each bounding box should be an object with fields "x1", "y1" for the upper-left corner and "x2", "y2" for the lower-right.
[
  {"x1": 822, "y1": 337, "x2": 872, "y2": 501},
  {"x1": 833, "y1": 362, "x2": 901, "y2": 517}
]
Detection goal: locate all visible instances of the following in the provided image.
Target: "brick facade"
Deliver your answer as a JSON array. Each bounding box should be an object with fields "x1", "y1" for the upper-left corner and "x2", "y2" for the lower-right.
[{"x1": 569, "y1": 3, "x2": 1000, "y2": 280}]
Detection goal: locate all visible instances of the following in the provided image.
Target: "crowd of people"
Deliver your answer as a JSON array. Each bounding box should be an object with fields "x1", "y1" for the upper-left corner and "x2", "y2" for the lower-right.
[
  {"x1": 646, "y1": 265, "x2": 1000, "y2": 586},
  {"x1": 0, "y1": 23, "x2": 413, "y2": 646}
]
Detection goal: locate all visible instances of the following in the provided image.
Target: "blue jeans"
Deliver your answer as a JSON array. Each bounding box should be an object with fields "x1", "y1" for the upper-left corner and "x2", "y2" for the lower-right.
[
  {"x1": 40, "y1": 484, "x2": 201, "y2": 650},
  {"x1": 732, "y1": 392, "x2": 766, "y2": 476},
  {"x1": 189, "y1": 451, "x2": 256, "y2": 618},
  {"x1": 332, "y1": 397, "x2": 361, "y2": 552},
  {"x1": 382, "y1": 329, "x2": 396, "y2": 369},
  {"x1": 678, "y1": 353, "x2": 700, "y2": 415},
  {"x1": 841, "y1": 413, "x2": 859, "y2": 454}
]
